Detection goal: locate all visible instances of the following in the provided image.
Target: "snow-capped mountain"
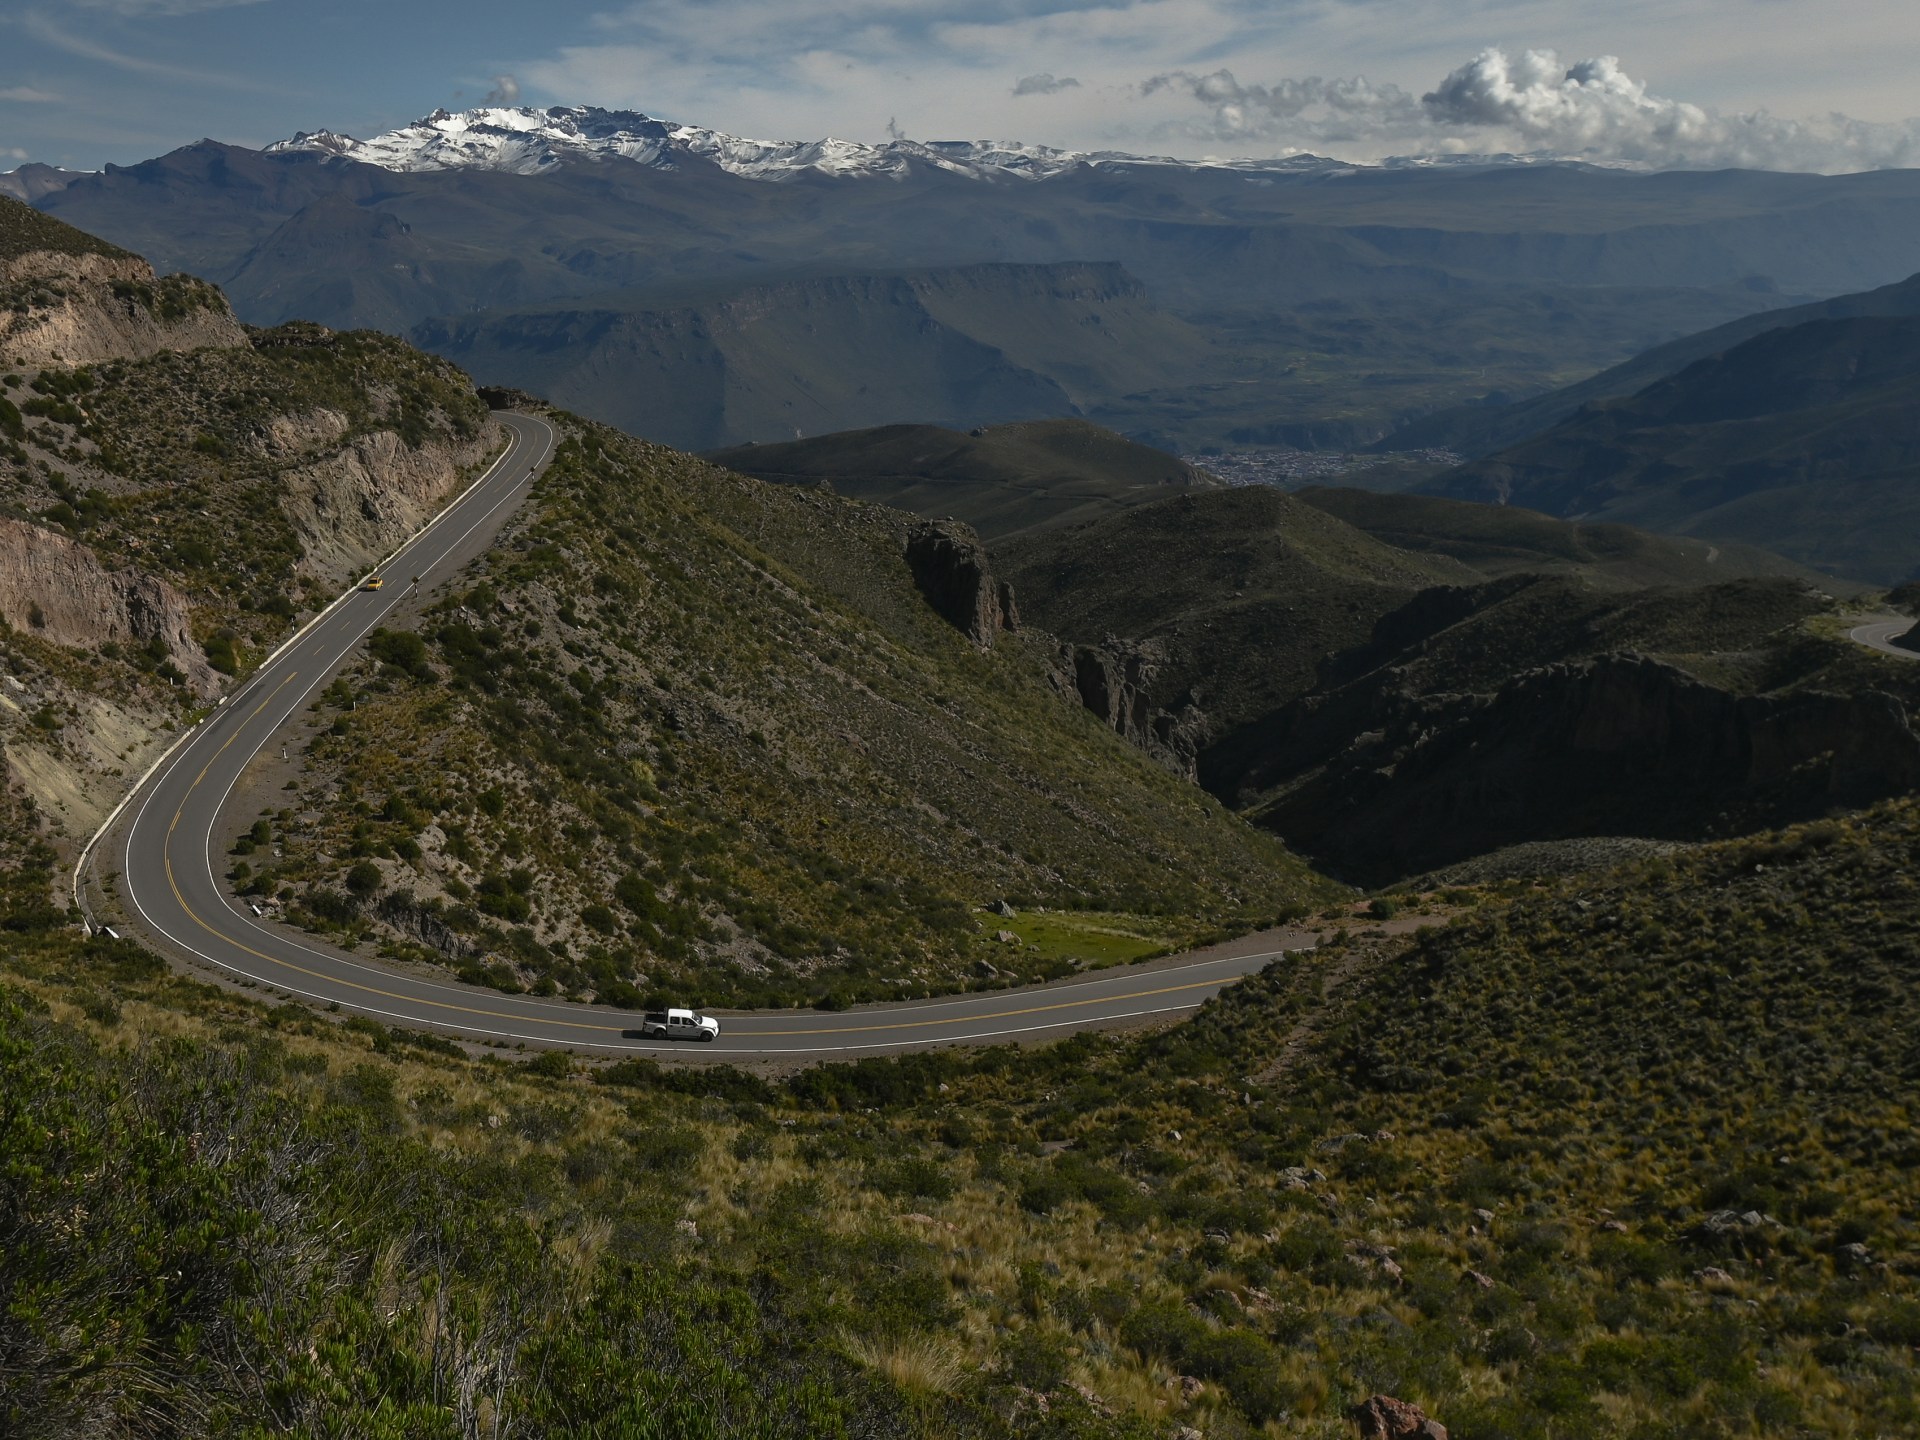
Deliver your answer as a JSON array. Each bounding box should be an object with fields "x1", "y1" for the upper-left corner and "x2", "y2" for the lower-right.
[{"x1": 264, "y1": 105, "x2": 1358, "y2": 182}]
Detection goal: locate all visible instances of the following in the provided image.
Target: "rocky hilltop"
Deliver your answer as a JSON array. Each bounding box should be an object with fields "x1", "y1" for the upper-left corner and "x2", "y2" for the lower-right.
[
  {"x1": 1, "y1": 197, "x2": 245, "y2": 368},
  {"x1": 0, "y1": 212, "x2": 497, "y2": 842}
]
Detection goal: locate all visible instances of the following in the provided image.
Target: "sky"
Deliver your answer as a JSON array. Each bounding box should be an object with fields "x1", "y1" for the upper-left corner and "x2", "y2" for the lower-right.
[{"x1": 3, "y1": 0, "x2": 1919, "y2": 173}]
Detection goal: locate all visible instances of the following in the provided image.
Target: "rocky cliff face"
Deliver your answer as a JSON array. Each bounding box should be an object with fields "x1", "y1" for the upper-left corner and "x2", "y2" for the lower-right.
[
  {"x1": 904, "y1": 520, "x2": 1018, "y2": 647},
  {"x1": 266, "y1": 405, "x2": 501, "y2": 590},
  {"x1": 0, "y1": 249, "x2": 246, "y2": 369},
  {"x1": 0, "y1": 516, "x2": 215, "y2": 694},
  {"x1": 1234, "y1": 652, "x2": 1920, "y2": 883},
  {"x1": 1055, "y1": 638, "x2": 1209, "y2": 780}
]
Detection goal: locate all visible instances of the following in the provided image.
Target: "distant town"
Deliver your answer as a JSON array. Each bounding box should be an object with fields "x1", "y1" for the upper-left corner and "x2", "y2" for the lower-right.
[{"x1": 1183, "y1": 447, "x2": 1466, "y2": 490}]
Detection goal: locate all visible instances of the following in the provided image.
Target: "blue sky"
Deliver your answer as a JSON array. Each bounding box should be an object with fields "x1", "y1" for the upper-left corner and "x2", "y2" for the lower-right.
[{"x1": 4, "y1": 0, "x2": 1918, "y2": 171}]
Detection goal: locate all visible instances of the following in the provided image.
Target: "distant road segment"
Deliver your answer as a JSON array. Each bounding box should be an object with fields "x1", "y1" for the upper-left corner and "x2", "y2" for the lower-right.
[{"x1": 1848, "y1": 615, "x2": 1920, "y2": 661}]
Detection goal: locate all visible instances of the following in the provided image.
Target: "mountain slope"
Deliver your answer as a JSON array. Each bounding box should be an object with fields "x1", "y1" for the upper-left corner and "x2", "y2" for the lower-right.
[
  {"x1": 707, "y1": 417, "x2": 1219, "y2": 540},
  {"x1": 1385, "y1": 269, "x2": 1920, "y2": 457},
  {"x1": 413, "y1": 262, "x2": 1221, "y2": 450},
  {"x1": 1427, "y1": 313, "x2": 1920, "y2": 582},
  {"x1": 997, "y1": 486, "x2": 1476, "y2": 737}
]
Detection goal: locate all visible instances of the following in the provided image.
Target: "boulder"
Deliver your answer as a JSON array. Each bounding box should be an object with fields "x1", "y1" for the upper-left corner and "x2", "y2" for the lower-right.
[{"x1": 1351, "y1": 1393, "x2": 1448, "y2": 1440}]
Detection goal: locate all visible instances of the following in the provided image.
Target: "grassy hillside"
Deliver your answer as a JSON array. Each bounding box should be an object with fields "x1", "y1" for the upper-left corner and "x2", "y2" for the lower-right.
[
  {"x1": 245, "y1": 413, "x2": 1333, "y2": 1008},
  {"x1": 0, "y1": 194, "x2": 131, "y2": 263},
  {"x1": 1294, "y1": 487, "x2": 1837, "y2": 593},
  {"x1": 6, "y1": 745, "x2": 1916, "y2": 1436},
  {"x1": 998, "y1": 486, "x2": 1474, "y2": 737},
  {"x1": 707, "y1": 418, "x2": 1219, "y2": 541}
]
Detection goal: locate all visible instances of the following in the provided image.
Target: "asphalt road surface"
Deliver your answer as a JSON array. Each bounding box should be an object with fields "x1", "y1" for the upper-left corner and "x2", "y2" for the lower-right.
[
  {"x1": 1847, "y1": 615, "x2": 1920, "y2": 661},
  {"x1": 96, "y1": 412, "x2": 1299, "y2": 1058}
]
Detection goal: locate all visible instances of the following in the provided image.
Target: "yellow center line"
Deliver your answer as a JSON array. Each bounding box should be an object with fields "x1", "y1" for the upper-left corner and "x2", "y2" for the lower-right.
[{"x1": 159, "y1": 673, "x2": 1246, "y2": 1042}]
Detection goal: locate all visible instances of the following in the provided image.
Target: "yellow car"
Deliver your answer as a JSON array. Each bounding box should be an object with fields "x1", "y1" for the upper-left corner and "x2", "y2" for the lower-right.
[{"x1": 364, "y1": 576, "x2": 384, "y2": 591}]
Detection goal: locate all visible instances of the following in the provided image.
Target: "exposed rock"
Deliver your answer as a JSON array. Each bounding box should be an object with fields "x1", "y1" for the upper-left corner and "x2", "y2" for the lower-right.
[
  {"x1": 988, "y1": 899, "x2": 1016, "y2": 918},
  {"x1": 1461, "y1": 1269, "x2": 1496, "y2": 1291},
  {"x1": 0, "y1": 516, "x2": 214, "y2": 693},
  {"x1": 1351, "y1": 1393, "x2": 1447, "y2": 1440},
  {"x1": 0, "y1": 248, "x2": 245, "y2": 368},
  {"x1": 279, "y1": 421, "x2": 500, "y2": 589},
  {"x1": 1835, "y1": 1241, "x2": 1874, "y2": 1270},
  {"x1": 993, "y1": 929, "x2": 1019, "y2": 944},
  {"x1": 374, "y1": 890, "x2": 477, "y2": 961},
  {"x1": 1052, "y1": 636, "x2": 1207, "y2": 779},
  {"x1": 1231, "y1": 651, "x2": 1920, "y2": 884},
  {"x1": 1694, "y1": 1266, "x2": 1736, "y2": 1287},
  {"x1": 904, "y1": 519, "x2": 1016, "y2": 646}
]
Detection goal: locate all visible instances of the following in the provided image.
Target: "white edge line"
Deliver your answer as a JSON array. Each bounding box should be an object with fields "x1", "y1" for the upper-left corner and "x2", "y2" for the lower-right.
[{"x1": 70, "y1": 415, "x2": 528, "y2": 919}]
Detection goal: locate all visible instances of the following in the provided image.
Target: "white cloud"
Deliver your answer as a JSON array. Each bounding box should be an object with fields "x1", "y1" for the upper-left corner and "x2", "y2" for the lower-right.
[
  {"x1": 0, "y1": 87, "x2": 63, "y2": 104},
  {"x1": 1013, "y1": 73, "x2": 1080, "y2": 96},
  {"x1": 1147, "y1": 48, "x2": 1920, "y2": 171},
  {"x1": 483, "y1": 74, "x2": 522, "y2": 105},
  {"x1": 64, "y1": 0, "x2": 268, "y2": 13},
  {"x1": 507, "y1": 3, "x2": 1920, "y2": 172},
  {"x1": 22, "y1": 10, "x2": 277, "y2": 91}
]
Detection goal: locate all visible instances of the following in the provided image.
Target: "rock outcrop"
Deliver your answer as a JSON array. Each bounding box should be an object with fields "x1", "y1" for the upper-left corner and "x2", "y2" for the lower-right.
[
  {"x1": 904, "y1": 519, "x2": 1018, "y2": 646},
  {"x1": 1351, "y1": 1393, "x2": 1448, "y2": 1439},
  {"x1": 1224, "y1": 652, "x2": 1920, "y2": 883},
  {"x1": 278, "y1": 419, "x2": 500, "y2": 590},
  {"x1": 0, "y1": 249, "x2": 246, "y2": 369},
  {"x1": 1054, "y1": 637, "x2": 1208, "y2": 780},
  {"x1": 0, "y1": 516, "x2": 214, "y2": 693}
]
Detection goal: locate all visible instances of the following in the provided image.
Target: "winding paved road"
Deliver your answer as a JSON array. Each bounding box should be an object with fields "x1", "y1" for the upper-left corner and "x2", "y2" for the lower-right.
[
  {"x1": 1847, "y1": 614, "x2": 1920, "y2": 661},
  {"x1": 89, "y1": 412, "x2": 1300, "y2": 1058}
]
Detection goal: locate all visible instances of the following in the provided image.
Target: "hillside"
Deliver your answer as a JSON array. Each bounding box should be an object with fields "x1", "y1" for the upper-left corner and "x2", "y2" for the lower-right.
[
  {"x1": 1426, "y1": 314, "x2": 1920, "y2": 583},
  {"x1": 997, "y1": 477, "x2": 1916, "y2": 880},
  {"x1": 997, "y1": 486, "x2": 1475, "y2": 740},
  {"x1": 235, "y1": 412, "x2": 1334, "y2": 1009},
  {"x1": 707, "y1": 418, "x2": 1220, "y2": 541},
  {"x1": 1384, "y1": 269, "x2": 1920, "y2": 458},
  {"x1": 0, "y1": 223, "x2": 497, "y2": 842},
  {"x1": 1, "y1": 194, "x2": 242, "y2": 370},
  {"x1": 412, "y1": 263, "x2": 1222, "y2": 450},
  {"x1": 1294, "y1": 487, "x2": 1838, "y2": 592},
  {"x1": 6, "y1": 745, "x2": 1916, "y2": 1435}
]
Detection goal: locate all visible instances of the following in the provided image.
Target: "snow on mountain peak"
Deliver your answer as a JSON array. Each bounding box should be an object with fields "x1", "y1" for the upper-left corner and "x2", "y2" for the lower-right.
[
  {"x1": 264, "y1": 105, "x2": 1337, "y2": 183},
  {"x1": 265, "y1": 104, "x2": 1603, "y2": 183}
]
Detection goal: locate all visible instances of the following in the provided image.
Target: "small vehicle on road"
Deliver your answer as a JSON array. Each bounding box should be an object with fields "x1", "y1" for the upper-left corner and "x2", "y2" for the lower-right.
[
  {"x1": 637, "y1": 1007, "x2": 721, "y2": 1042},
  {"x1": 363, "y1": 575, "x2": 384, "y2": 590}
]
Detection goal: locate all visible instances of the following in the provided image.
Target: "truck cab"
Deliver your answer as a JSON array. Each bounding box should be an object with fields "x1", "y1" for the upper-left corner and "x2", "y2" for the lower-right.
[{"x1": 639, "y1": 1007, "x2": 720, "y2": 1042}]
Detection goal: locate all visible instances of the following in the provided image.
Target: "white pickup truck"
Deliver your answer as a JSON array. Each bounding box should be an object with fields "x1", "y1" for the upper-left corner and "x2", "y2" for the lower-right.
[{"x1": 637, "y1": 1007, "x2": 721, "y2": 1042}]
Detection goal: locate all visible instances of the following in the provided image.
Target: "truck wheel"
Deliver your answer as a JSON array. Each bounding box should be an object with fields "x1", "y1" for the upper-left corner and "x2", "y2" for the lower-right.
[{"x1": 701, "y1": 1032, "x2": 716, "y2": 1042}]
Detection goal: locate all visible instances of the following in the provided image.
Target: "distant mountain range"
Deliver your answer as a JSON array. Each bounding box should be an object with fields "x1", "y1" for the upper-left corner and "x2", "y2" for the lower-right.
[
  {"x1": 20, "y1": 104, "x2": 1920, "y2": 449},
  {"x1": 258, "y1": 104, "x2": 1355, "y2": 182}
]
